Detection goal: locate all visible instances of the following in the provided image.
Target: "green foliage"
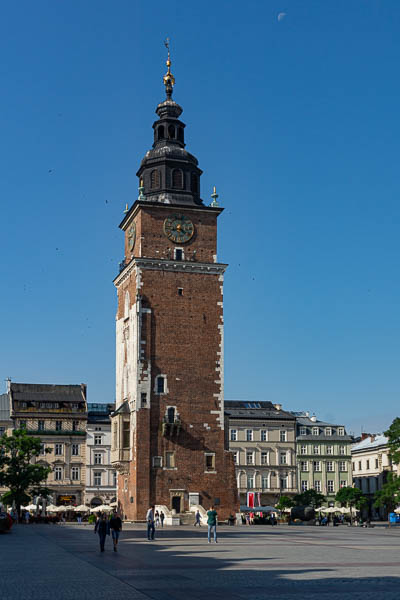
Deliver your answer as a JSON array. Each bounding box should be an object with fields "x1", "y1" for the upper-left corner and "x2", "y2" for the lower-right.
[
  {"x1": 373, "y1": 473, "x2": 400, "y2": 513},
  {"x1": 384, "y1": 417, "x2": 400, "y2": 465},
  {"x1": 335, "y1": 486, "x2": 367, "y2": 510},
  {"x1": 293, "y1": 489, "x2": 326, "y2": 508},
  {"x1": 275, "y1": 495, "x2": 294, "y2": 511},
  {"x1": 0, "y1": 429, "x2": 52, "y2": 511},
  {"x1": 88, "y1": 514, "x2": 96, "y2": 524}
]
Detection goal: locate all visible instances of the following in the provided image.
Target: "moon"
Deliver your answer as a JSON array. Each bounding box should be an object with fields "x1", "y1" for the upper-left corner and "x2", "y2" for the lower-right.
[{"x1": 277, "y1": 12, "x2": 287, "y2": 22}]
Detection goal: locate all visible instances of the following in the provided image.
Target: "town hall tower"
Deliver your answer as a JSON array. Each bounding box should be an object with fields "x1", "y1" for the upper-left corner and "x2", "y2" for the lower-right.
[{"x1": 111, "y1": 50, "x2": 238, "y2": 521}]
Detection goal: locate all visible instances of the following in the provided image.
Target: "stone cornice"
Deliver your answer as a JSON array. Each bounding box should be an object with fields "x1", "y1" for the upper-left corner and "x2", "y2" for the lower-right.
[
  {"x1": 114, "y1": 258, "x2": 227, "y2": 287},
  {"x1": 119, "y1": 200, "x2": 224, "y2": 230}
]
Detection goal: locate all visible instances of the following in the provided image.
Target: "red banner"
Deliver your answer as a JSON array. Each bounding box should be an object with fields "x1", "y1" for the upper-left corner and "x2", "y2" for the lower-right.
[{"x1": 247, "y1": 492, "x2": 255, "y2": 508}]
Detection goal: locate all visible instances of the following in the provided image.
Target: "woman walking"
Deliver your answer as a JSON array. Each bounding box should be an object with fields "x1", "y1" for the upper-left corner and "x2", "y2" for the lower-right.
[{"x1": 94, "y1": 513, "x2": 110, "y2": 552}]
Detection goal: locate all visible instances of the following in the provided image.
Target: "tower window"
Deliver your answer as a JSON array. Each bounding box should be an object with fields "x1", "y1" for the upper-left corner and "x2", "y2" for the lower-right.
[
  {"x1": 177, "y1": 127, "x2": 184, "y2": 143},
  {"x1": 141, "y1": 392, "x2": 147, "y2": 406},
  {"x1": 168, "y1": 124, "x2": 175, "y2": 139},
  {"x1": 175, "y1": 248, "x2": 183, "y2": 261},
  {"x1": 191, "y1": 173, "x2": 198, "y2": 194},
  {"x1": 150, "y1": 169, "x2": 160, "y2": 189},
  {"x1": 177, "y1": 288, "x2": 183, "y2": 296},
  {"x1": 156, "y1": 376, "x2": 165, "y2": 394},
  {"x1": 167, "y1": 407, "x2": 175, "y2": 424},
  {"x1": 172, "y1": 169, "x2": 183, "y2": 189},
  {"x1": 157, "y1": 125, "x2": 165, "y2": 140}
]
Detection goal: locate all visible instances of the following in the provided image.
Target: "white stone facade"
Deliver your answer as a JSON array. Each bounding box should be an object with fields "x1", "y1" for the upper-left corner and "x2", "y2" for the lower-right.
[{"x1": 85, "y1": 404, "x2": 117, "y2": 507}]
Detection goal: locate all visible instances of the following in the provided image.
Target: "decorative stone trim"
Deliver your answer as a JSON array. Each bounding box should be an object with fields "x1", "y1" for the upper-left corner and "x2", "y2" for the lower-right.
[{"x1": 114, "y1": 258, "x2": 227, "y2": 287}]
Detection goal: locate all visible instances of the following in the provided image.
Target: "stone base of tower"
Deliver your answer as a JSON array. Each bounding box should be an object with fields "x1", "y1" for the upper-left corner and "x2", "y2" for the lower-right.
[{"x1": 116, "y1": 447, "x2": 238, "y2": 522}]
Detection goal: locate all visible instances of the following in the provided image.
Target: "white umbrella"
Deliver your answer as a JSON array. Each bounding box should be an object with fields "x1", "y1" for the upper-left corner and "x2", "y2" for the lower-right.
[
  {"x1": 324, "y1": 506, "x2": 340, "y2": 513},
  {"x1": 339, "y1": 507, "x2": 351, "y2": 514},
  {"x1": 394, "y1": 507, "x2": 400, "y2": 514},
  {"x1": 25, "y1": 504, "x2": 41, "y2": 511},
  {"x1": 46, "y1": 504, "x2": 59, "y2": 512},
  {"x1": 74, "y1": 505, "x2": 90, "y2": 512},
  {"x1": 93, "y1": 504, "x2": 113, "y2": 512},
  {"x1": 315, "y1": 507, "x2": 328, "y2": 512},
  {"x1": 110, "y1": 501, "x2": 118, "y2": 508},
  {"x1": 55, "y1": 506, "x2": 67, "y2": 512}
]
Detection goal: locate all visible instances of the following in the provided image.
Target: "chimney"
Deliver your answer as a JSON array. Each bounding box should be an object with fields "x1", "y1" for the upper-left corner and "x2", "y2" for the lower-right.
[
  {"x1": 310, "y1": 415, "x2": 317, "y2": 422},
  {"x1": 370, "y1": 434, "x2": 376, "y2": 442},
  {"x1": 273, "y1": 404, "x2": 282, "y2": 411}
]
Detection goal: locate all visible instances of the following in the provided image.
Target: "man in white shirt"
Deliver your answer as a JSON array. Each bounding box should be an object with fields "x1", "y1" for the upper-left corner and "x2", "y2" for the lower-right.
[{"x1": 146, "y1": 505, "x2": 155, "y2": 541}]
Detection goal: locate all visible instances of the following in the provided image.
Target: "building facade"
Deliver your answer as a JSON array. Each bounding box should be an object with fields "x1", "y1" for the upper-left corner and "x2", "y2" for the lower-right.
[
  {"x1": 225, "y1": 401, "x2": 297, "y2": 506},
  {"x1": 0, "y1": 393, "x2": 13, "y2": 499},
  {"x1": 8, "y1": 382, "x2": 88, "y2": 506},
  {"x1": 294, "y1": 414, "x2": 352, "y2": 503},
  {"x1": 352, "y1": 433, "x2": 398, "y2": 519},
  {"x1": 85, "y1": 403, "x2": 116, "y2": 507},
  {"x1": 111, "y1": 54, "x2": 237, "y2": 520}
]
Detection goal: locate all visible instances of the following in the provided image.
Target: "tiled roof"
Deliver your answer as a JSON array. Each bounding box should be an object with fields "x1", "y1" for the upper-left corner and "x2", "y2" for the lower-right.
[
  {"x1": 352, "y1": 434, "x2": 388, "y2": 452},
  {"x1": 0, "y1": 393, "x2": 10, "y2": 421},
  {"x1": 10, "y1": 382, "x2": 86, "y2": 403}
]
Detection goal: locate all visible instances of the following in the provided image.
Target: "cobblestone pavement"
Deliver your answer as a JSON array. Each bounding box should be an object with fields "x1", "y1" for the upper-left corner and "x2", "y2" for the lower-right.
[{"x1": 1, "y1": 523, "x2": 400, "y2": 599}]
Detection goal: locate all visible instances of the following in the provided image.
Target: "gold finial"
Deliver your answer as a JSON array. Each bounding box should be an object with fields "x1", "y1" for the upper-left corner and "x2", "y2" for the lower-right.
[
  {"x1": 124, "y1": 203, "x2": 129, "y2": 214},
  {"x1": 163, "y1": 37, "x2": 175, "y2": 94}
]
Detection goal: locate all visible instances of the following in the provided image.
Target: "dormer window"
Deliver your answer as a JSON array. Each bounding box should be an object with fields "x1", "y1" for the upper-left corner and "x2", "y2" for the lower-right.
[
  {"x1": 172, "y1": 169, "x2": 183, "y2": 189},
  {"x1": 325, "y1": 427, "x2": 332, "y2": 436},
  {"x1": 312, "y1": 427, "x2": 319, "y2": 436},
  {"x1": 150, "y1": 169, "x2": 160, "y2": 189}
]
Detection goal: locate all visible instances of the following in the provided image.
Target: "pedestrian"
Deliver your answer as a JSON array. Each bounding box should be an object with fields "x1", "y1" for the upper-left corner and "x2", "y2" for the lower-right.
[
  {"x1": 207, "y1": 505, "x2": 218, "y2": 544},
  {"x1": 154, "y1": 510, "x2": 160, "y2": 527},
  {"x1": 194, "y1": 510, "x2": 201, "y2": 526},
  {"x1": 24, "y1": 511, "x2": 30, "y2": 524},
  {"x1": 160, "y1": 511, "x2": 165, "y2": 527},
  {"x1": 146, "y1": 505, "x2": 155, "y2": 541},
  {"x1": 245, "y1": 513, "x2": 250, "y2": 526},
  {"x1": 109, "y1": 512, "x2": 122, "y2": 552},
  {"x1": 94, "y1": 513, "x2": 110, "y2": 552}
]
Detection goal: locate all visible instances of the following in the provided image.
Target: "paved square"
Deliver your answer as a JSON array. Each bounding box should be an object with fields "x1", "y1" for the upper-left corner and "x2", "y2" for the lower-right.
[{"x1": 1, "y1": 523, "x2": 399, "y2": 599}]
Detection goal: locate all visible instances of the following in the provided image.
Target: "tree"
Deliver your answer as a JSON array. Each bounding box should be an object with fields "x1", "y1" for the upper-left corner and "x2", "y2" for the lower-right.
[
  {"x1": 374, "y1": 473, "x2": 400, "y2": 518},
  {"x1": 335, "y1": 486, "x2": 367, "y2": 522},
  {"x1": 0, "y1": 429, "x2": 51, "y2": 515},
  {"x1": 275, "y1": 495, "x2": 294, "y2": 511},
  {"x1": 385, "y1": 417, "x2": 400, "y2": 465},
  {"x1": 293, "y1": 489, "x2": 326, "y2": 508}
]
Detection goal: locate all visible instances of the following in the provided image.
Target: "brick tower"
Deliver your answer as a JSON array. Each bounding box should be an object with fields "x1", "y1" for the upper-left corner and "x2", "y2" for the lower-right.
[{"x1": 111, "y1": 49, "x2": 238, "y2": 521}]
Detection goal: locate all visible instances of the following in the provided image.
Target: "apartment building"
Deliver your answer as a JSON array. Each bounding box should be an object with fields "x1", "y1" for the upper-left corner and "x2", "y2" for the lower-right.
[
  {"x1": 8, "y1": 382, "x2": 88, "y2": 506},
  {"x1": 85, "y1": 403, "x2": 116, "y2": 507},
  {"x1": 293, "y1": 413, "x2": 352, "y2": 503},
  {"x1": 225, "y1": 401, "x2": 297, "y2": 506},
  {"x1": 352, "y1": 433, "x2": 398, "y2": 519}
]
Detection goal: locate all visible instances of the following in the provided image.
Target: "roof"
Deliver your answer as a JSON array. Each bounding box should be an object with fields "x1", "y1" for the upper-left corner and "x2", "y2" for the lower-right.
[
  {"x1": 352, "y1": 434, "x2": 388, "y2": 452},
  {"x1": 111, "y1": 400, "x2": 130, "y2": 417},
  {"x1": 87, "y1": 403, "x2": 115, "y2": 423},
  {"x1": 9, "y1": 383, "x2": 86, "y2": 404},
  {"x1": 225, "y1": 401, "x2": 295, "y2": 421},
  {"x1": 295, "y1": 416, "x2": 345, "y2": 428},
  {"x1": 0, "y1": 393, "x2": 10, "y2": 421}
]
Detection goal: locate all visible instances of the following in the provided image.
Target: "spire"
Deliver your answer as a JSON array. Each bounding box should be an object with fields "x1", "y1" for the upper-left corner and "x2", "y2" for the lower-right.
[{"x1": 163, "y1": 37, "x2": 175, "y2": 100}]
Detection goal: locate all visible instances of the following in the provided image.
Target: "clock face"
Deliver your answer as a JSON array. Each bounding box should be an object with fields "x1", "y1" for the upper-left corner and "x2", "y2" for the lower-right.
[
  {"x1": 128, "y1": 223, "x2": 136, "y2": 250},
  {"x1": 163, "y1": 214, "x2": 195, "y2": 244}
]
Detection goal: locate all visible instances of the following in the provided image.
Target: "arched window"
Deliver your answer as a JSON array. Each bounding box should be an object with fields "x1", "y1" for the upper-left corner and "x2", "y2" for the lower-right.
[
  {"x1": 177, "y1": 127, "x2": 184, "y2": 143},
  {"x1": 191, "y1": 173, "x2": 198, "y2": 194},
  {"x1": 168, "y1": 124, "x2": 175, "y2": 139},
  {"x1": 150, "y1": 169, "x2": 160, "y2": 189},
  {"x1": 157, "y1": 125, "x2": 165, "y2": 140},
  {"x1": 172, "y1": 169, "x2": 183, "y2": 189}
]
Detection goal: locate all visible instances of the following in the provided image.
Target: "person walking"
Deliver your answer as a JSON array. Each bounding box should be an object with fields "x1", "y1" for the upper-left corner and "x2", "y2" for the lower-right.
[
  {"x1": 94, "y1": 513, "x2": 110, "y2": 552},
  {"x1": 154, "y1": 510, "x2": 160, "y2": 527},
  {"x1": 207, "y1": 505, "x2": 218, "y2": 543},
  {"x1": 109, "y1": 512, "x2": 122, "y2": 552},
  {"x1": 194, "y1": 510, "x2": 201, "y2": 526},
  {"x1": 146, "y1": 505, "x2": 155, "y2": 541},
  {"x1": 160, "y1": 511, "x2": 165, "y2": 527}
]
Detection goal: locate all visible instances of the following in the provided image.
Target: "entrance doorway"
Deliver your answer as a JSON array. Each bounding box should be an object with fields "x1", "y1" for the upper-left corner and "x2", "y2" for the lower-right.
[{"x1": 172, "y1": 496, "x2": 181, "y2": 513}]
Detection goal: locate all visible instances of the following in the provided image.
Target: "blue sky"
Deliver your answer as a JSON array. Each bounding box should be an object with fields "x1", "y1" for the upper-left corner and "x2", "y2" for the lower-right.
[{"x1": 1, "y1": 1, "x2": 399, "y2": 435}]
